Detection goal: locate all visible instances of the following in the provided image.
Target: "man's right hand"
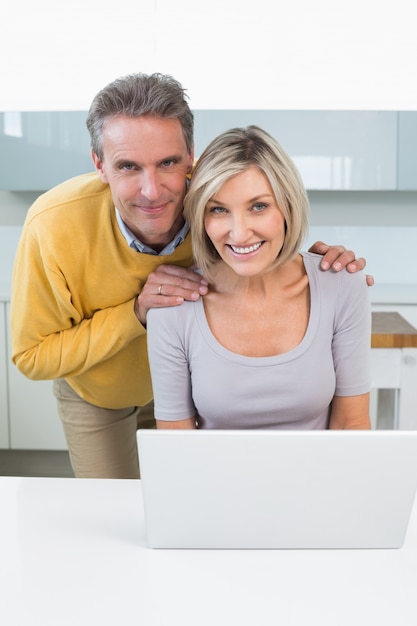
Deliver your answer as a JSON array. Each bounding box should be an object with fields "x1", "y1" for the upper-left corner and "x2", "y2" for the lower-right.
[{"x1": 135, "y1": 265, "x2": 209, "y2": 325}]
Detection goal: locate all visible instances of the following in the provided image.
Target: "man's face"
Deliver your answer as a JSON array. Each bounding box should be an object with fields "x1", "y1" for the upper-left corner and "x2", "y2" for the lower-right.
[{"x1": 92, "y1": 115, "x2": 194, "y2": 250}]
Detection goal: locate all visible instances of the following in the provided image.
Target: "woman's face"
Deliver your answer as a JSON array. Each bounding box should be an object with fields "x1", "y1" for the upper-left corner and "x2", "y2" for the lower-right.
[{"x1": 204, "y1": 166, "x2": 286, "y2": 277}]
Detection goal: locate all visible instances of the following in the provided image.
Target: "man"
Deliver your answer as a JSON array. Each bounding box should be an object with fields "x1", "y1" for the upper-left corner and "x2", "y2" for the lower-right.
[{"x1": 11, "y1": 73, "x2": 370, "y2": 479}]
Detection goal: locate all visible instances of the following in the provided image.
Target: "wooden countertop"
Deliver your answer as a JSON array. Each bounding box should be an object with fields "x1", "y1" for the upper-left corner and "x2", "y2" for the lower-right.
[{"x1": 371, "y1": 312, "x2": 417, "y2": 348}]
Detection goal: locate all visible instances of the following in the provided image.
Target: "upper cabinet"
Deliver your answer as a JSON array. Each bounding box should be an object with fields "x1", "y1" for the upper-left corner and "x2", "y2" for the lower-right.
[
  {"x1": 398, "y1": 112, "x2": 417, "y2": 190},
  {"x1": 1, "y1": 109, "x2": 416, "y2": 191},
  {"x1": 0, "y1": 112, "x2": 92, "y2": 191},
  {"x1": 194, "y1": 111, "x2": 398, "y2": 191}
]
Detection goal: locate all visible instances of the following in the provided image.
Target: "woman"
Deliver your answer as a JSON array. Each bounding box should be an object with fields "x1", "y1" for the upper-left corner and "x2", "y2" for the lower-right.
[{"x1": 146, "y1": 126, "x2": 371, "y2": 430}]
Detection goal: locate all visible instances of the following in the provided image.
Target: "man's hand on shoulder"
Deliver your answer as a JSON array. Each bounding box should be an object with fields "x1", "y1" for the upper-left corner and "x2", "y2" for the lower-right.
[
  {"x1": 309, "y1": 241, "x2": 374, "y2": 287},
  {"x1": 135, "y1": 265, "x2": 209, "y2": 325}
]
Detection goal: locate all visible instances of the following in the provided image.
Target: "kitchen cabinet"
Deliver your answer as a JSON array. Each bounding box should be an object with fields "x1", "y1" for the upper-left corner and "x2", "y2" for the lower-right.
[
  {"x1": 0, "y1": 226, "x2": 65, "y2": 450},
  {"x1": 0, "y1": 302, "x2": 9, "y2": 448},
  {"x1": 0, "y1": 288, "x2": 66, "y2": 450},
  {"x1": 5, "y1": 303, "x2": 67, "y2": 450},
  {"x1": 193, "y1": 110, "x2": 398, "y2": 190},
  {"x1": 0, "y1": 110, "x2": 400, "y2": 192},
  {"x1": 370, "y1": 304, "x2": 417, "y2": 430},
  {"x1": 398, "y1": 112, "x2": 417, "y2": 190},
  {"x1": 371, "y1": 304, "x2": 417, "y2": 332},
  {"x1": 0, "y1": 111, "x2": 92, "y2": 191},
  {"x1": 370, "y1": 310, "x2": 417, "y2": 430}
]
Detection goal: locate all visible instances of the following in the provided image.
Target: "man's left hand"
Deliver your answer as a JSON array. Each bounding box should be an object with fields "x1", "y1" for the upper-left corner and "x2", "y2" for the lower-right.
[{"x1": 309, "y1": 241, "x2": 374, "y2": 287}]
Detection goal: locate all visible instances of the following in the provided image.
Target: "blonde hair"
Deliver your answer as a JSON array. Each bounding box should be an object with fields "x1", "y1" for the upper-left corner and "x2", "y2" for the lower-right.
[{"x1": 184, "y1": 125, "x2": 309, "y2": 279}]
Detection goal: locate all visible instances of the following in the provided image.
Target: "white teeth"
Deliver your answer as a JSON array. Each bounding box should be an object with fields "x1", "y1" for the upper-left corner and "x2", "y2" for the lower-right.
[{"x1": 230, "y1": 242, "x2": 262, "y2": 254}]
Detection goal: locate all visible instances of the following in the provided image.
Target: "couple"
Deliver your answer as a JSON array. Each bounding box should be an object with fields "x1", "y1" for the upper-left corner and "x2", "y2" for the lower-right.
[{"x1": 11, "y1": 73, "x2": 371, "y2": 479}]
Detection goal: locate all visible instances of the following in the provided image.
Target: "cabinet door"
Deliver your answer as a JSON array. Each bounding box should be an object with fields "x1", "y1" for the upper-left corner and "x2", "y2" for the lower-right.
[
  {"x1": 193, "y1": 110, "x2": 398, "y2": 190},
  {"x1": 0, "y1": 111, "x2": 92, "y2": 191},
  {"x1": 398, "y1": 112, "x2": 417, "y2": 190},
  {"x1": 6, "y1": 304, "x2": 67, "y2": 450},
  {"x1": 0, "y1": 303, "x2": 9, "y2": 448},
  {"x1": 0, "y1": 110, "x2": 399, "y2": 192}
]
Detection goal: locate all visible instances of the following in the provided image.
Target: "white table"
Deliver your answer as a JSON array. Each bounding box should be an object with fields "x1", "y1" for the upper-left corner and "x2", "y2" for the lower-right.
[{"x1": 1, "y1": 477, "x2": 417, "y2": 626}]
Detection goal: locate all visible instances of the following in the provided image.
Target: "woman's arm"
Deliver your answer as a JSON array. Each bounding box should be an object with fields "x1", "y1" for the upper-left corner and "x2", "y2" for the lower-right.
[
  {"x1": 156, "y1": 417, "x2": 197, "y2": 429},
  {"x1": 329, "y1": 394, "x2": 371, "y2": 430},
  {"x1": 147, "y1": 305, "x2": 198, "y2": 426}
]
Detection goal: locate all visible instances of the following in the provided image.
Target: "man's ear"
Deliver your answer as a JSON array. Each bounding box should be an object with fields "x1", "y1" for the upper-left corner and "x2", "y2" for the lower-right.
[{"x1": 91, "y1": 149, "x2": 108, "y2": 183}]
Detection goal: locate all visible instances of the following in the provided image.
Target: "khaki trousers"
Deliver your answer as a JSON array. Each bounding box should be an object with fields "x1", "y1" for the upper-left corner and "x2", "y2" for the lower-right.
[{"x1": 53, "y1": 378, "x2": 155, "y2": 479}]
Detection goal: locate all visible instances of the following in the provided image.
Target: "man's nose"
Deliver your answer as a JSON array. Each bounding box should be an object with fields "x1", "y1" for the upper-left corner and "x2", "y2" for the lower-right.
[{"x1": 140, "y1": 171, "x2": 161, "y2": 201}]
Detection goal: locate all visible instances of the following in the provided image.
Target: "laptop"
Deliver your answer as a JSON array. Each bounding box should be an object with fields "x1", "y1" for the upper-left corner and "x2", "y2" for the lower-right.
[{"x1": 137, "y1": 429, "x2": 417, "y2": 550}]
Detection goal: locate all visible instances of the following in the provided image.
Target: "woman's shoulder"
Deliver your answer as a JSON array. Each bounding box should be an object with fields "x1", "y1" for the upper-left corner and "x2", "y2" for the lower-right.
[
  {"x1": 300, "y1": 250, "x2": 326, "y2": 270},
  {"x1": 301, "y1": 250, "x2": 367, "y2": 288},
  {"x1": 147, "y1": 298, "x2": 200, "y2": 327}
]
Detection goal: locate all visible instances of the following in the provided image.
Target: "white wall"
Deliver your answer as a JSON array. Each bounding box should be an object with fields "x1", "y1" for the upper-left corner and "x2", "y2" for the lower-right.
[
  {"x1": 1, "y1": 0, "x2": 417, "y2": 110},
  {"x1": 306, "y1": 191, "x2": 417, "y2": 285}
]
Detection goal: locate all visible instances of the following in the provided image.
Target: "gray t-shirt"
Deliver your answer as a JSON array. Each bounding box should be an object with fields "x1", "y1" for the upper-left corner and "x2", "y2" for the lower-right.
[{"x1": 147, "y1": 252, "x2": 371, "y2": 429}]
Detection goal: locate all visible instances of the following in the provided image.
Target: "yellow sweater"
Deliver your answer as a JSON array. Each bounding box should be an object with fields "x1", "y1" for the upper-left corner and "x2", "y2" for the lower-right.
[{"x1": 11, "y1": 172, "x2": 194, "y2": 409}]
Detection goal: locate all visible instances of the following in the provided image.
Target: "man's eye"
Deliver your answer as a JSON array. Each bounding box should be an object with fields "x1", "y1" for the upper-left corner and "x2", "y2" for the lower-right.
[
  {"x1": 121, "y1": 163, "x2": 135, "y2": 171},
  {"x1": 161, "y1": 159, "x2": 176, "y2": 167}
]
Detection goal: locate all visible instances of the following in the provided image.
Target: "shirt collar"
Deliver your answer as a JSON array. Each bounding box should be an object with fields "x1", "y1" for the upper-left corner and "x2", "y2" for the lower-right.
[{"x1": 115, "y1": 208, "x2": 190, "y2": 256}]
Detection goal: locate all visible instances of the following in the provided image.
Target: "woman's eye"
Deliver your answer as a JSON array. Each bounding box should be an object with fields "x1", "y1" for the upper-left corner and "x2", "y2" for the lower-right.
[
  {"x1": 209, "y1": 206, "x2": 227, "y2": 214},
  {"x1": 252, "y1": 203, "x2": 267, "y2": 212}
]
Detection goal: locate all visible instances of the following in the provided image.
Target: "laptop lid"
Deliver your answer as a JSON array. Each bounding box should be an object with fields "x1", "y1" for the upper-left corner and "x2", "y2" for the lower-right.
[{"x1": 137, "y1": 430, "x2": 417, "y2": 550}]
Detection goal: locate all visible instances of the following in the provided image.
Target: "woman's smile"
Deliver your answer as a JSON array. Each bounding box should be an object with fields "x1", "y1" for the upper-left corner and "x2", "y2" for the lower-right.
[
  {"x1": 228, "y1": 241, "x2": 264, "y2": 255},
  {"x1": 204, "y1": 166, "x2": 286, "y2": 277}
]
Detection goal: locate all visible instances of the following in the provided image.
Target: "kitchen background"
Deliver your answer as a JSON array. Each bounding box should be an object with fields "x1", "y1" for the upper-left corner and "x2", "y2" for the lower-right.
[{"x1": 1, "y1": 0, "x2": 416, "y2": 456}]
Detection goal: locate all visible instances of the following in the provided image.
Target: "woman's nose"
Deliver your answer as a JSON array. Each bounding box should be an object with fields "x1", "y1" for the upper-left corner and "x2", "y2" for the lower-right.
[{"x1": 229, "y1": 215, "x2": 251, "y2": 242}]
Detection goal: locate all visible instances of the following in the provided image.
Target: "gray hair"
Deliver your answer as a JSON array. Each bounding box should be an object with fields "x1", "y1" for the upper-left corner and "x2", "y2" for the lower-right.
[
  {"x1": 86, "y1": 72, "x2": 194, "y2": 159},
  {"x1": 184, "y1": 125, "x2": 310, "y2": 279}
]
